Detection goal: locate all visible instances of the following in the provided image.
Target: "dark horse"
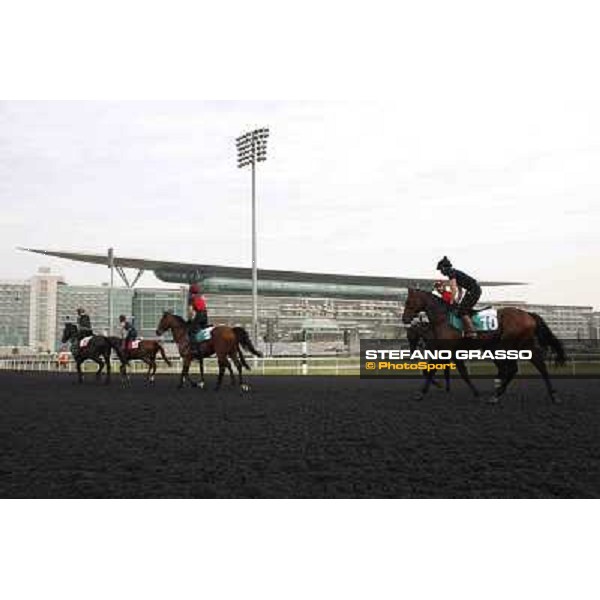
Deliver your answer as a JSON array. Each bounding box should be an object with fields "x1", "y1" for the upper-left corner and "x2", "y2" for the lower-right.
[
  {"x1": 401, "y1": 289, "x2": 567, "y2": 403},
  {"x1": 61, "y1": 322, "x2": 125, "y2": 384},
  {"x1": 407, "y1": 320, "x2": 451, "y2": 392},
  {"x1": 112, "y1": 338, "x2": 172, "y2": 384},
  {"x1": 155, "y1": 312, "x2": 262, "y2": 391}
]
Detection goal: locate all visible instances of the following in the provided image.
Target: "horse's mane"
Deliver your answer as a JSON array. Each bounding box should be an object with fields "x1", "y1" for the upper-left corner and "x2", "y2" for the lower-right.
[
  {"x1": 408, "y1": 288, "x2": 451, "y2": 314},
  {"x1": 164, "y1": 311, "x2": 187, "y2": 326}
]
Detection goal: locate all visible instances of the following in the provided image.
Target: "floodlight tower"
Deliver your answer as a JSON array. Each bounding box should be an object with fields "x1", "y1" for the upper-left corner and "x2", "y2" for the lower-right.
[{"x1": 236, "y1": 127, "x2": 269, "y2": 345}]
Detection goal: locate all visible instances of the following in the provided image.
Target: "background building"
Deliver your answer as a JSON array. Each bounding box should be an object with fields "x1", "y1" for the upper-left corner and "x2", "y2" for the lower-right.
[{"x1": 0, "y1": 280, "x2": 30, "y2": 352}]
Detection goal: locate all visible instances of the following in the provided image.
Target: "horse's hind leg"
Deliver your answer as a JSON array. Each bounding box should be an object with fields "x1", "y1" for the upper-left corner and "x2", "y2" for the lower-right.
[
  {"x1": 93, "y1": 357, "x2": 104, "y2": 382},
  {"x1": 215, "y1": 357, "x2": 229, "y2": 391},
  {"x1": 226, "y1": 361, "x2": 235, "y2": 386},
  {"x1": 229, "y1": 351, "x2": 248, "y2": 392},
  {"x1": 424, "y1": 368, "x2": 441, "y2": 389},
  {"x1": 142, "y1": 358, "x2": 154, "y2": 384},
  {"x1": 104, "y1": 349, "x2": 112, "y2": 384},
  {"x1": 529, "y1": 349, "x2": 560, "y2": 403}
]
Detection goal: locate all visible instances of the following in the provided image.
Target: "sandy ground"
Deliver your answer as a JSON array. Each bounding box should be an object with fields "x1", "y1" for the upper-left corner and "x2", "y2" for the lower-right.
[{"x1": 1, "y1": 372, "x2": 598, "y2": 497}]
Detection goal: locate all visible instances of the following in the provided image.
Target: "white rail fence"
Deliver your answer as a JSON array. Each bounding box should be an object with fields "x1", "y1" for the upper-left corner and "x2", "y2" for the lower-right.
[
  {"x1": 0, "y1": 356, "x2": 598, "y2": 376},
  {"x1": 0, "y1": 356, "x2": 360, "y2": 376}
]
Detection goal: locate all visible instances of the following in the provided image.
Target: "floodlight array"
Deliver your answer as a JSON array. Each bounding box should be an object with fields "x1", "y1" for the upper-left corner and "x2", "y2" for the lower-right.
[{"x1": 236, "y1": 128, "x2": 269, "y2": 168}]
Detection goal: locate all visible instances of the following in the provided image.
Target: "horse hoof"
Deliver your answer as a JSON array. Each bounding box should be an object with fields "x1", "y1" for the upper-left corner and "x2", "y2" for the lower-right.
[
  {"x1": 487, "y1": 395, "x2": 500, "y2": 404},
  {"x1": 199, "y1": 381, "x2": 206, "y2": 390},
  {"x1": 413, "y1": 392, "x2": 424, "y2": 401},
  {"x1": 240, "y1": 383, "x2": 250, "y2": 393},
  {"x1": 190, "y1": 381, "x2": 198, "y2": 388},
  {"x1": 552, "y1": 393, "x2": 562, "y2": 404}
]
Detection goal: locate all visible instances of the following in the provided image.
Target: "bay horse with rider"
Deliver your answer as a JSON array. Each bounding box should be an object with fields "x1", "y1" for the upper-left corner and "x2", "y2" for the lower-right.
[
  {"x1": 155, "y1": 311, "x2": 262, "y2": 391},
  {"x1": 402, "y1": 288, "x2": 567, "y2": 403}
]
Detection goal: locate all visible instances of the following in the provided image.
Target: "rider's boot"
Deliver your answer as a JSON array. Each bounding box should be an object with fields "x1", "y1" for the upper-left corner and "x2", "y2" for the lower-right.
[{"x1": 461, "y1": 315, "x2": 477, "y2": 338}]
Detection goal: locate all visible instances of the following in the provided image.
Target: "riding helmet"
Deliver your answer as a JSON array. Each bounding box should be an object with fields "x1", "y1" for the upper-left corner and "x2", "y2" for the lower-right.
[{"x1": 436, "y1": 256, "x2": 452, "y2": 272}]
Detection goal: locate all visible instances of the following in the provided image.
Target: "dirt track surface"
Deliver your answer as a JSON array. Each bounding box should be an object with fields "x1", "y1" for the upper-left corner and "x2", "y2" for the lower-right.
[{"x1": 1, "y1": 372, "x2": 599, "y2": 498}]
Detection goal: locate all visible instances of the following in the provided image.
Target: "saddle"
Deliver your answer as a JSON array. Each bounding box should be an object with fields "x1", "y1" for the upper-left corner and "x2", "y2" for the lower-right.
[
  {"x1": 125, "y1": 339, "x2": 142, "y2": 350},
  {"x1": 448, "y1": 307, "x2": 499, "y2": 333},
  {"x1": 464, "y1": 305, "x2": 492, "y2": 316},
  {"x1": 79, "y1": 336, "x2": 93, "y2": 348},
  {"x1": 191, "y1": 326, "x2": 214, "y2": 343}
]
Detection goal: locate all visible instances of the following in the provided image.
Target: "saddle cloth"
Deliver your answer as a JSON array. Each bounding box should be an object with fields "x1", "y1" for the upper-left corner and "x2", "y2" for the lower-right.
[
  {"x1": 79, "y1": 336, "x2": 93, "y2": 348},
  {"x1": 192, "y1": 327, "x2": 214, "y2": 343},
  {"x1": 127, "y1": 340, "x2": 142, "y2": 350},
  {"x1": 449, "y1": 308, "x2": 499, "y2": 332}
]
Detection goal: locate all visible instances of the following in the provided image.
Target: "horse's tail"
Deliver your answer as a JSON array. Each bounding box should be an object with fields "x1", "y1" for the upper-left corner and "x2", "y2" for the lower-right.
[
  {"x1": 529, "y1": 312, "x2": 568, "y2": 367},
  {"x1": 157, "y1": 342, "x2": 172, "y2": 366},
  {"x1": 233, "y1": 327, "x2": 263, "y2": 358},
  {"x1": 107, "y1": 336, "x2": 128, "y2": 365}
]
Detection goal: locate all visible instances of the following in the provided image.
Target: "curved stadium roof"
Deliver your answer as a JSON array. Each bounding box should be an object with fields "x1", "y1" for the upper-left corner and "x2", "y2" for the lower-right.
[{"x1": 19, "y1": 248, "x2": 525, "y2": 299}]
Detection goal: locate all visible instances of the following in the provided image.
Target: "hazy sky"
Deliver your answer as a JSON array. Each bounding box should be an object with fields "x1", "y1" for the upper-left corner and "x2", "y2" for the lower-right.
[{"x1": 1, "y1": 100, "x2": 598, "y2": 308}]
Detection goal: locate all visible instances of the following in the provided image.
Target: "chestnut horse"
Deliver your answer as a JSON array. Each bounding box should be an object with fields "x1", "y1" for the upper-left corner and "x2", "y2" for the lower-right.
[
  {"x1": 155, "y1": 312, "x2": 262, "y2": 391},
  {"x1": 401, "y1": 289, "x2": 567, "y2": 403},
  {"x1": 111, "y1": 338, "x2": 172, "y2": 384}
]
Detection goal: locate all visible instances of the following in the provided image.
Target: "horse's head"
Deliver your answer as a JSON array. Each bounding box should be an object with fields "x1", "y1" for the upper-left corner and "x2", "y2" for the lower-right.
[
  {"x1": 61, "y1": 322, "x2": 78, "y2": 343},
  {"x1": 401, "y1": 288, "x2": 427, "y2": 324},
  {"x1": 156, "y1": 311, "x2": 174, "y2": 336}
]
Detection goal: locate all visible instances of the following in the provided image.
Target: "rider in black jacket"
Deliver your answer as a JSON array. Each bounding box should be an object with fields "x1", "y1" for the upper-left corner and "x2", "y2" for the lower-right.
[
  {"x1": 76, "y1": 308, "x2": 93, "y2": 339},
  {"x1": 436, "y1": 256, "x2": 481, "y2": 338}
]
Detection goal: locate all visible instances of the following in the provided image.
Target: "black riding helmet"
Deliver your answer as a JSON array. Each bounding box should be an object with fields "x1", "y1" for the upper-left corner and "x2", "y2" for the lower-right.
[
  {"x1": 118, "y1": 314, "x2": 127, "y2": 322},
  {"x1": 436, "y1": 256, "x2": 453, "y2": 275}
]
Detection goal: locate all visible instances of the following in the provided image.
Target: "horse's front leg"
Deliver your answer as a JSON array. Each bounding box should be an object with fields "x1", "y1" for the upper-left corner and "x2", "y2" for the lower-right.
[
  {"x1": 76, "y1": 359, "x2": 84, "y2": 384},
  {"x1": 414, "y1": 368, "x2": 435, "y2": 400},
  {"x1": 198, "y1": 358, "x2": 206, "y2": 389},
  {"x1": 104, "y1": 350, "x2": 111, "y2": 384},
  {"x1": 179, "y1": 355, "x2": 192, "y2": 389},
  {"x1": 455, "y1": 360, "x2": 479, "y2": 397},
  {"x1": 489, "y1": 360, "x2": 518, "y2": 403}
]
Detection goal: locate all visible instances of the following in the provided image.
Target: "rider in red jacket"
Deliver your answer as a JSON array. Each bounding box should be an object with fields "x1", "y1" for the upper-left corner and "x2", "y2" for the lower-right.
[
  {"x1": 434, "y1": 280, "x2": 454, "y2": 305},
  {"x1": 188, "y1": 283, "x2": 209, "y2": 338}
]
